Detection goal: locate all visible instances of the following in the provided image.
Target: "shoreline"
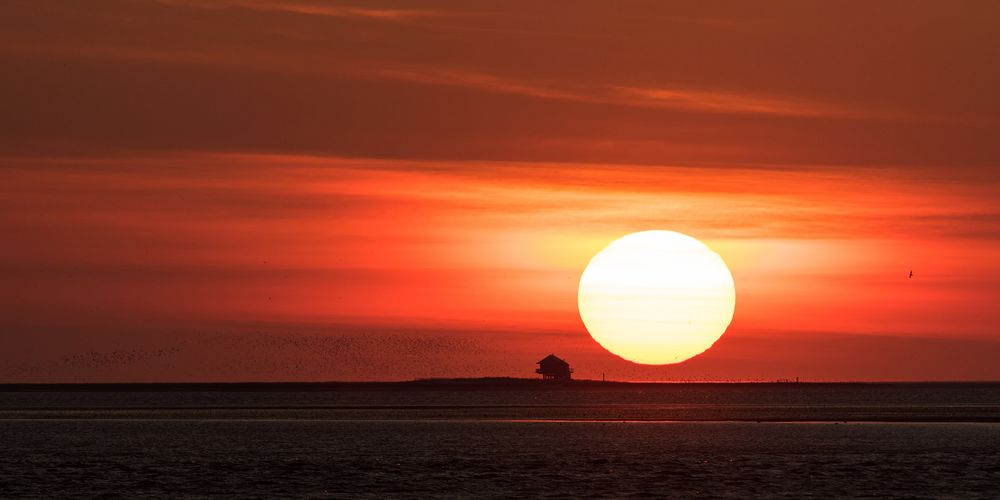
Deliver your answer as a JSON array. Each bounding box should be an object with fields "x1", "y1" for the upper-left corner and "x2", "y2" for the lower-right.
[
  {"x1": 3, "y1": 404, "x2": 1000, "y2": 423},
  {"x1": 2, "y1": 379, "x2": 999, "y2": 392}
]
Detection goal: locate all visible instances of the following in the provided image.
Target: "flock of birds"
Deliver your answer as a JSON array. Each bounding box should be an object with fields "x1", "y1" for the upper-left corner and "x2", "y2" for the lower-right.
[
  {"x1": 0, "y1": 330, "x2": 488, "y2": 380},
  {"x1": 199, "y1": 330, "x2": 488, "y2": 378},
  {"x1": 62, "y1": 347, "x2": 180, "y2": 369}
]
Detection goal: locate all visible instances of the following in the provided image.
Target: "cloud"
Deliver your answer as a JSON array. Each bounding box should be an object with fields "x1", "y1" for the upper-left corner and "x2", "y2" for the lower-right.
[
  {"x1": 611, "y1": 86, "x2": 858, "y2": 117},
  {"x1": 153, "y1": 0, "x2": 451, "y2": 21},
  {"x1": 0, "y1": 43, "x2": 878, "y2": 121},
  {"x1": 2, "y1": 153, "x2": 997, "y2": 242},
  {"x1": 372, "y1": 66, "x2": 878, "y2": 118}
]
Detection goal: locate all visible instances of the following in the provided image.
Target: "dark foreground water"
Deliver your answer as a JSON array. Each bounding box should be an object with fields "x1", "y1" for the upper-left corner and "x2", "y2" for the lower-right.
[
  {"x1": 2, "y1": 383, "x2": 999, "y2": 498},
  {"x1": 2, "y1": 420, "x2": 1000, "y2": 498}
]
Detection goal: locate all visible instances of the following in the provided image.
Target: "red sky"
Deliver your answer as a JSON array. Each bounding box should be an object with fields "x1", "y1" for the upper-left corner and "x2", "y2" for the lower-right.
[{"x1": 1, "y1": 1, "x2": 998, "y2": 382}]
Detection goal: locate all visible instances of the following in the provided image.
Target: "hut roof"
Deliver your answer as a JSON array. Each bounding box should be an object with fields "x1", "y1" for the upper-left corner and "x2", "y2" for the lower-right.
[{"x1": 537, "y1": 354, "x2": 568, "y2": 365}]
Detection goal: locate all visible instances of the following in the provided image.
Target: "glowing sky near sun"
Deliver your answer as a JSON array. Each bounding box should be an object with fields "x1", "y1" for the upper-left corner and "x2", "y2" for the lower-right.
[{"x1": 0, "y1": 1, "x2": 998, "y2": 382}]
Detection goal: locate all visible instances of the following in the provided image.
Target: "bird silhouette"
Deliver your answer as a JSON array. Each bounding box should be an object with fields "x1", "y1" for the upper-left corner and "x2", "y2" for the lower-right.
[{"x1": 909, "y1": 270, "x2": 913, "y2": 279}]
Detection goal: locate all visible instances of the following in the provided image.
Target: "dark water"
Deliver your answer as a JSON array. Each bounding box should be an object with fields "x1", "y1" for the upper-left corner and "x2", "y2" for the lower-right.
[{"x1": 2, "y1": 383, "x2": 999, "y2": 498}]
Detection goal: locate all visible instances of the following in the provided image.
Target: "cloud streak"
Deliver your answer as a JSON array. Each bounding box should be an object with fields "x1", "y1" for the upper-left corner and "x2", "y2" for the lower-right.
[
  {"x1": 2, "y1": 38, "x2": 865, "y2": 119},
  {"x1": 154, "y1": 0, "x2": 452, "y2": 21},
  {"x1": 611, "y1": 86, "x2": 858, "y2": 117},
  {"x1": 363, "y1": 67, "x2": 878, "y2": 118}
]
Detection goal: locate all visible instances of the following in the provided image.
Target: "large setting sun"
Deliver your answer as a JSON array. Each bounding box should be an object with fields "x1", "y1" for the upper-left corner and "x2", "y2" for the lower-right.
[{"x1": 578, "y1": 231, "x2": 736, "y2": 365}]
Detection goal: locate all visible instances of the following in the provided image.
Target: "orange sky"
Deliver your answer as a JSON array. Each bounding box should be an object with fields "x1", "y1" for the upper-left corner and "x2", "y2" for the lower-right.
[{"x1": 1, "y1": 1, "x2": 998, "y2": 381}]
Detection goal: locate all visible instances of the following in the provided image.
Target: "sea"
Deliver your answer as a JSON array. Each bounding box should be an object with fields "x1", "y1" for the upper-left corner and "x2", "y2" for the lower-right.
[{"x1": 1, "y1": 381, "x2": 999, "y2": 498}]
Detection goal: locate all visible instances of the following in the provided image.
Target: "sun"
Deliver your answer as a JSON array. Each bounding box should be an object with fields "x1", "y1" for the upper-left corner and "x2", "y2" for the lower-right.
[{"x1": 578, "y1": 230, "x2": 736, "y2": 365}]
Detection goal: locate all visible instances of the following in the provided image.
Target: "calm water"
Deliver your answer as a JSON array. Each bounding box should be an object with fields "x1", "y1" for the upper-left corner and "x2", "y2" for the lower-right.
[{"x1": 2, "y1": 383, "x2": 999, "y2": 498}]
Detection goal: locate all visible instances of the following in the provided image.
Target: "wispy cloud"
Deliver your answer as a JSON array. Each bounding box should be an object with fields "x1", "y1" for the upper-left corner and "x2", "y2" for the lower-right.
[
  {"x1": 372, "y1": 67, "x2": 881, "y2": 118},
  {"x1": 1, "y1": 34, "x2": 870, "y2": 120},
  {"x1": 4, "y1": 153, "x2": 996, "y2": 242},
  {"x1": 0, "y1": 0, "x2": 893, "y2": 124},
  {"x1": 611, "y1": 86, "x2": 856, "y2": 117},
  {"x1": 154, "y1": 0, "x2": 451, "y2": 21},
  {"x1": 371, "y1": 67, "x2": 585, "y2": 102}
]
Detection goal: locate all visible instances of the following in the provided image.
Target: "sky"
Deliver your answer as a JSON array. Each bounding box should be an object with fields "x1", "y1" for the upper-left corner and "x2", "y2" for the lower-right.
[{"x1": 1, "y1": 0, "x2": 998, "y2": 382}]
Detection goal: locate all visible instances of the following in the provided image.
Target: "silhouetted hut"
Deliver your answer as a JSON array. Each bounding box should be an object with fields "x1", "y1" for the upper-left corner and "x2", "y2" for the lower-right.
[{"x1": 536, "y1": 354, "x2": 573, "y2": 380}]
